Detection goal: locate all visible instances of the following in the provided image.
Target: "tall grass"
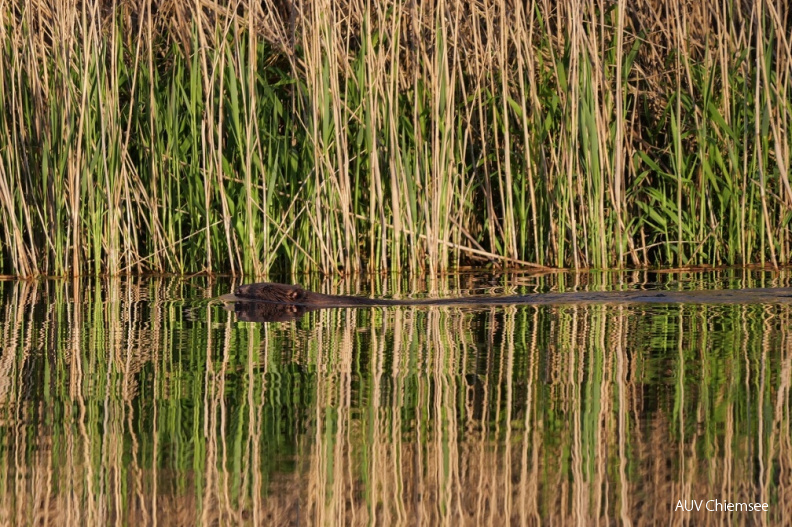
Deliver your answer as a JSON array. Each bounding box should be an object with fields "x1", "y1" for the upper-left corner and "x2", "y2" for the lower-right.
[{"x1": 1, "y1": 0, "x2": 791, "y2": 276}]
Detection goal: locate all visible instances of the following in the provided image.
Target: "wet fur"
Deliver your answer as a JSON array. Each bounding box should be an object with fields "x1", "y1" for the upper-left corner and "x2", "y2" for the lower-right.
[
  {"x1": 235, "y1": 282, "x2": 309, "y2": 304},
  {"x1": 234, "y1": 282, "x2": 398, "y2": 307}
]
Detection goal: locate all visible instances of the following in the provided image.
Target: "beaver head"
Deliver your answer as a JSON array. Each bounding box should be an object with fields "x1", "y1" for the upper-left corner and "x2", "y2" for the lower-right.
[{"x1": 234, "y1": 282, "x2": 308, "y2": 304}]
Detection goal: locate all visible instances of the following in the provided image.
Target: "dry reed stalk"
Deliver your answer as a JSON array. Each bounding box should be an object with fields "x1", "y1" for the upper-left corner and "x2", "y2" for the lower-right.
[{"x1": 1, "y1": 0, "x2": 792, "y2": 275}]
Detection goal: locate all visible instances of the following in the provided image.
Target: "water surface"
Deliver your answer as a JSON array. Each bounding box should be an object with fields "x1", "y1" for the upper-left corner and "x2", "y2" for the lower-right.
[{"x1": 1, "y1": 271, "x2": 791, "y2": 525}]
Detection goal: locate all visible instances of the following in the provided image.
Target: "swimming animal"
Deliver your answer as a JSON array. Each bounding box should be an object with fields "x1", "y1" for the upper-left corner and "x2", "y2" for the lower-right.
[{"x1": 221, "y1": 282, "x2": 792, "y2": 322}]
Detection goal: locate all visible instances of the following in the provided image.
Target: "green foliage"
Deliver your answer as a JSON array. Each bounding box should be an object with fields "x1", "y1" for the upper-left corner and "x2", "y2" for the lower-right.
[{"x1": 1, "y1": 1, "x2": 791, "y2": 276}]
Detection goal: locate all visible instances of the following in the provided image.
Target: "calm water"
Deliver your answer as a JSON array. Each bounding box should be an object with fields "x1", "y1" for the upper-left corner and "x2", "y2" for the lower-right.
[{"x1": 1, "y1": 271, "x2": 791, "y2": 526}]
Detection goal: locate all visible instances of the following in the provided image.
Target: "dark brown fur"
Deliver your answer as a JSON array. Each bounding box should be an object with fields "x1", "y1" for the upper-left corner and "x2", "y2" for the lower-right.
[
  {"x1": 234, "y1": 282, "x2": 400, "y2": 307},
  {"x1": 234, "y1": 283, "x2": 309, "y2": 304}
]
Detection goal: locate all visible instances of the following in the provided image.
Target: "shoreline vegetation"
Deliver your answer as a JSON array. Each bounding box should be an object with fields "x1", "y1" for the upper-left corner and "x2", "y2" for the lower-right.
[{"x1": 1, "y1": 1, "x2": 791, "y2": 277}]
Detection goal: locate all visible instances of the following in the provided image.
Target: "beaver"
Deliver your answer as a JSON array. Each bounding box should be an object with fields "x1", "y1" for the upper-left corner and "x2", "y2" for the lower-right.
[
  {"x1": 232, "y1": 282, "x2": 426, "y2": 308},
  {"x1": 223, "y1": 282, "x2": 394, "y2": 322},
  {"x1": 222, "y1": 281, "x2": 792, "y2": 323},
  {"x1": 229, "y1": 281, "x2": 578, "y2": 307}
]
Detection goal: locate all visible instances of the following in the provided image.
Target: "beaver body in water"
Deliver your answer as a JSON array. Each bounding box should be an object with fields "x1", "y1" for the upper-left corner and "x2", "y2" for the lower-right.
[
  {"x1": 223, "y1": 282, "x2": 792, "y2": 322},
  {"x1": 229, "y1": 282, "x2": 792, "y2": 306},
  {"x1": 232, "y1": 282, "x2": 390, "y2": 307}
]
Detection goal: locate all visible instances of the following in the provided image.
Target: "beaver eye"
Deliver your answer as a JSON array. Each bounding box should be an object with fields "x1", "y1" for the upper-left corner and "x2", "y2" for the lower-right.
[{"x1": 289, "y1": 290, "x2": 299, "y2": 300}]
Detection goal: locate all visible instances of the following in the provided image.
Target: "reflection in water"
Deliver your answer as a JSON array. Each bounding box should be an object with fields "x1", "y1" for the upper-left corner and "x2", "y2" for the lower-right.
[
  {"x1": 0, "y1": 274, "x2": 791, "y2": 525},
  {"x1": 230, "y1": 299, "x2": 310, "y2": 323}
]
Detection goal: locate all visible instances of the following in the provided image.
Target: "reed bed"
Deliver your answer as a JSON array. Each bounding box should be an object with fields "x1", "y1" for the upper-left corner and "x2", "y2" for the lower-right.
[{"x1": 1, "y1": 0, "x2": 791, "y2": 276}]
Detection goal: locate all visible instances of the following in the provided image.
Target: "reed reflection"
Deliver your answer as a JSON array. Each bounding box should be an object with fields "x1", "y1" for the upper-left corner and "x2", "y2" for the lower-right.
[{"x1": 0, "y1": 275, "x2": 790, "y2": 525}]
